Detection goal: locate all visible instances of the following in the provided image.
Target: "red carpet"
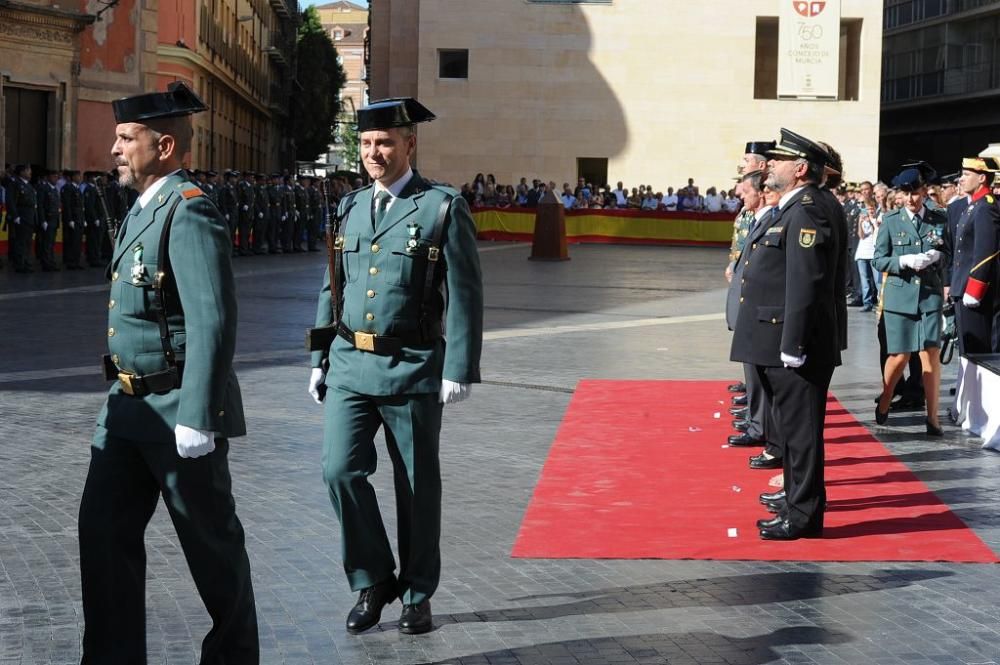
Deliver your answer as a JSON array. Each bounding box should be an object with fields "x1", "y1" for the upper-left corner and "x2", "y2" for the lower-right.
[{"x1": 512, "y1": 380, "x2": 998, "y2": 563}]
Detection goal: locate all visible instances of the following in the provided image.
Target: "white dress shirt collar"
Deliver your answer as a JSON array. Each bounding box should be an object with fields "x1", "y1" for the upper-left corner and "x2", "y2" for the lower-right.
[
  {"x1": 373, "y1": 167, "x2": 414, "y2": 201},
  {"x1": 137, "y1": 169, "x2": 183, "y2": 210},
  {"x1": 778, "y1": 186, "x2": 806, "y2": 211}
]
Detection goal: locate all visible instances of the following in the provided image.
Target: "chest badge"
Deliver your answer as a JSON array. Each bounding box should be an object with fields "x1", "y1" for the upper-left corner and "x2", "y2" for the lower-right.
[
  {"x1": 799, "y1": 229, "x2": 817, "y2": 248},
  {"x1": 406, "y1": 223, "x2": 421, "y2": 252},
  {"x1": 131, "y1": 243, "x2": 148, "y2": 284}
]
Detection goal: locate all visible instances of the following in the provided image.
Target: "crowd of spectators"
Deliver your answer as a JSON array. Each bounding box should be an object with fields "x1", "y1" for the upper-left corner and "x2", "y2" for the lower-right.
[{"x1": 459, "y1": 172, "x2": 742, "y2": 213}]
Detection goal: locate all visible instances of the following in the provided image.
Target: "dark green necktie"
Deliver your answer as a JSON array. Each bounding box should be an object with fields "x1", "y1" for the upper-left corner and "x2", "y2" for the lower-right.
[{"x1": 373, "y1": 190, "x2": 390, "y2": 229}]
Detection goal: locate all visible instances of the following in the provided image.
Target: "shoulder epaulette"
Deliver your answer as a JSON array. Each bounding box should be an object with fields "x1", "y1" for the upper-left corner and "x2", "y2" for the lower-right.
[
  {"x1": 180, "y1": 186, "x2": 204, "y2": 200},
  {"x1": 801, "y1": 193, "x2": 814, "y2": 205},
  {"x1": 988, "y1": 195, "x2": 995, "y2": 204}
]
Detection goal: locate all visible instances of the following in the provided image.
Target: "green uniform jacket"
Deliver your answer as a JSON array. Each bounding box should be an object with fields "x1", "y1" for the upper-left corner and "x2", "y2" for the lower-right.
[
  {"x1": 872, "y1": 207, "x2": 947, "y2": 317},
  {"x1": 311, "y1": 172, "x2": 484, "y2": 395},
  {"x1": 728, "y1": 208, "x2": 755, "y2": 264},
  {"x1": 98, "y1": 173, "x2": 245, "y2": 443}
]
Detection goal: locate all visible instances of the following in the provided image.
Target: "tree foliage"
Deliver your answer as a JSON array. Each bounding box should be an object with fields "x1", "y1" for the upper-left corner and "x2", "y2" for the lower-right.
[{"x1": 294, "y1": 6, "x2": 347, "y2": 162}]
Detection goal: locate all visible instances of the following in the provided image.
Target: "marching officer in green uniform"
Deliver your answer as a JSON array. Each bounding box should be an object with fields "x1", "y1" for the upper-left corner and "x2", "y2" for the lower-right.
[
  {"x1": 294, "y1": 174, "x2": 310, "y2": 252},
  {"x1": 307, "y1": 98, "x2": 483, "y2": 635},
  {"x1": 78, "y1": 81, "x2": 259, "y2": 664}
]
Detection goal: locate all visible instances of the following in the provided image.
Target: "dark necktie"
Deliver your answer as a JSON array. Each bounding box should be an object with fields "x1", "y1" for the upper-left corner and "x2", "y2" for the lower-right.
[
  {"x1": 117, "y1": 199, "x2": 142, "y2": 244},
  {"x1": 373, "y1": 191, "x2": 390, "y2": 229}
]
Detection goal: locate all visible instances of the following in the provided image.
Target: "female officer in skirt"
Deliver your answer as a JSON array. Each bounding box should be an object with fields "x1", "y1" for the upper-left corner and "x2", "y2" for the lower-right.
[{"x1": 873, "y1": 167, "x2": 948, "y2": 435}]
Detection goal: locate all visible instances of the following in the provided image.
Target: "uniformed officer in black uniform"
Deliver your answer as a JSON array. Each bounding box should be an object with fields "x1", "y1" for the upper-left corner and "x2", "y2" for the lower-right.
[
  {"x1": 220, "y1": 170, "x2": 240, "y2": 254},
  {"x1": 36, "y1": 168, "x2": 61, "y2": 271},
  {"x1": 307, "y1": 175, "x2": 323, "y2": 251},
  {"x1": 293, "y1": 175, "x2": 310, "y2": 252},
  {"x1": 945, "y1": 157, "x2": 1000, "y2": 355},
  {"x1": 237, "y1": 171, "x2": 255, "y2": 256},
  {"x1": 62, "y1": 169, "x2": 86, "y2": 269},
  {"x1": 83, "y1": 171, "x2": 104, "y2": 267},
  {"x1": 731, "y1": 129, "x2": 841, "y2": 540},
  {"x1": 267, "y1": 173, "x2": 283, "y2": 253},
  {"x1": 4, "y1": 164, "x2": 38, "y2": 273}
]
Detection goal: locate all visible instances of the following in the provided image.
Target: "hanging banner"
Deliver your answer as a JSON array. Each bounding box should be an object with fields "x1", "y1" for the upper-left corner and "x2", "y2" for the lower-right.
[{"x1": 778, "y1": 0, "x2": 841, "y2": 99}]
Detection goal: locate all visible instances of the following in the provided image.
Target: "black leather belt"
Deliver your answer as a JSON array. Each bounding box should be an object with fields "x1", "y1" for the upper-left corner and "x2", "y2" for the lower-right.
[
  {"x1": 337, "y1": 322, "x2": 439, "y2": 355},
  {"x1": 102, "y1": 354, "x2": 183, "y2": 396}
]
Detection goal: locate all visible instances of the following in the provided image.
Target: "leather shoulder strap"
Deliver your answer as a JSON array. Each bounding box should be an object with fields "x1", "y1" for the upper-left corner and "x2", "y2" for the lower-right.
[
  {"x1": 420, "y1": 193, "x2": 454, "y2": 337},
  {"x1": 153, "y1": 196, "x2": 184, "y2": 370}
]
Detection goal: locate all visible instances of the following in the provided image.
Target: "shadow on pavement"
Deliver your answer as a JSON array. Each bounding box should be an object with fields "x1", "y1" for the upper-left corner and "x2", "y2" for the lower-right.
[
  {"x1": 417, "y1": 626, "x2": 853, "y2": 665},
  {"x1": 430, "y1": 570, "x2": 949, "y2": 626}
]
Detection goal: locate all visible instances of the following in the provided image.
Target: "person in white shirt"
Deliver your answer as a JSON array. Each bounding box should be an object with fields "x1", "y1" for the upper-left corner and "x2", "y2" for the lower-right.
[
  {"x1": 660, "y1": 187, "x2": 678, "y2": 211},
  {"x1": 703, "y1": 187, "x2": 724, "y2": 212},
  {"x1": 612, "y1": 181, "x2": 627, "y2": 207}
]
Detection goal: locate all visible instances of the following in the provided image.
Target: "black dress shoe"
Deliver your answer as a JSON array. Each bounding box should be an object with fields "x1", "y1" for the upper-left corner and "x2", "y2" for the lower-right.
[
  {"x1": 346, "y1": 578, "x2": 398, "y2": 634},
  {"x1": 749, "y1": 452, "x2": 782, "y2": 469},
  {"x1": 926, "y1": 420, "x2": 943, "y2": 437},
  {"x1": 875, "y1": 405, "x2": 889, "y2": 425},
  {"x1": 760, "y1": 489, "x2": 785, "y2": 503},
  {"x1": 762, "y1": 498, "x2": 786, "y2": 513},
  {"x1": 756, "y1": 514, "x2": 784, "y2": 528},
  {"x1": 759, "y1": 518, "x2": 822, "y2": 540},
  {"x1": 731, "y1": 394, "x2": 748, "y2": 407},
  {"x1": 728, "y1": 382, "x2": 747, "y2": 393},
  {"x1": 732, "y1": 419, "x2": 751, "y2": 432},
  {"x1": 728, "y1": 432, "x2": 763, "y2": 446},
  {"x1": 398, "y1": 601, "x2": 432, "y2": 635},
  {"x1": 729, "y1": 406, "x2": 748, "y2": 417}
]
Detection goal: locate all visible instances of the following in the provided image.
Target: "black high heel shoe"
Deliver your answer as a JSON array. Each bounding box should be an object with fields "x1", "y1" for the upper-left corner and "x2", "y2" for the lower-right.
[
  {"x1": 875, "y1": 405, "x2": 889, "y2": 425},
  {"x1": 926, "y1": 419, "x2": 943, "y2": 437}
]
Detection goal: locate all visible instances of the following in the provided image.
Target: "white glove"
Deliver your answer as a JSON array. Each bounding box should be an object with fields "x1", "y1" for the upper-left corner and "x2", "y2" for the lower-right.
[
  {"x1": 963, "y1": 292, "x2": 981, "y2": 308},
  {"x1": 258, "y1": 213, "x2": 263, "y2": 219},
  {"x1": 13, "y1": 217, "x2": 20, "y2": 225},
  {"x1": 925, "y1": 249, "x2": 942, "y2": 264},
  {"x1": 41, "y1": 222, "x2": 48, "y2": 231},
  {"x1": 780, "y1": 352, "x2": 807, "y2": 368},
  {"x1": 174, "y1": 424, "x2": 215, "y2": 459},
  {"x1": 243, "y1": 205, "x2": 249, "y2": 211},
  {"x1": 68, "y1": 221, "x2": 75, "y2": 229},
  {"x1": 225, "y1": 213, "x2": 230, "y2": 221},
  {"x1": 308, "y1": 367, "x2": 326, "y2": 404},
  {"x1": 439, "y1": 379, "x2": 471, "y2": 404}
]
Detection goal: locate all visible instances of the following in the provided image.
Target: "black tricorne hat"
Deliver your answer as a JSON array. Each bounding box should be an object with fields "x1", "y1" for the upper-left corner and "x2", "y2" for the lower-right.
[
  {"x1": 891, "y1": 168, "x2": 926, "y2": 192},
  {"x1": 766, "y1": 128, "x2": 830, "y2": 166},
  {"x1": 900, "y1": 159, "x2": 937, "y2": 186},
  {"x1": 356, "y1": 97, "x2": 436, "y2": 132},
  {"x1": 745, "y1": 141, "x2": 776, "y2": 156},
  {"x1": 112, "y1": 81, "x2": 207, "y2": 124}
]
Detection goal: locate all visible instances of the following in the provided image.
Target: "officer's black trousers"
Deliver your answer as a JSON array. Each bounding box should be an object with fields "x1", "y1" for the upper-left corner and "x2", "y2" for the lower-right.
[
  {"x1": 11, "y1": 221, "x2": 33, "y2": 269},
  {"x1": 85, "y1": 221, "x2": 103, "y2": 265},
  {"x1": 742, "y1": 362, "x2": 766, "y2": 441},
  {"x1": 252, "y1": 215, "x2": 269, "y2": 252},
  {"x1": 307, "y1": 212, "x2": 322, "y2": 250},
  {"x1": 35, "y1": 222, "x2": 57, "y2": 268},
  {"x1": 237, "y1": 214, "x2": 252, "y2": 254},
  {"x1": 63, "y1": 224, "x2": 83, "y2": 267},
  {"x1": 79, "y1": 427, "x2": 259, "y2": 665},
  {"x1": 956, "y1": 298, "x2": 995, "y2": 355},
  {"x1": 762, "y1": 362, "x2": 834, "y2": 529}
]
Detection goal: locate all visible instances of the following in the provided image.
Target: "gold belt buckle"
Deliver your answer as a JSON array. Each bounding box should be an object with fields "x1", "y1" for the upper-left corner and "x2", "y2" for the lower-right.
[
  {"x1": 118, "y1": 372, "x2": 136, "y2": 396},
  {"x1": 354, "y1": 331, "x2": 376, "y2": 352}
]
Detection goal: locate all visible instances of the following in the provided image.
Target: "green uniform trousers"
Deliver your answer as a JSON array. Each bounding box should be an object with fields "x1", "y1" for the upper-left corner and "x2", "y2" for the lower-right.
[
  {"x1": 321, "y1": 386, "x2": 443, "y2": 605},
  {"x1": 79, "y1": 426, "x2": 258, "y2": 665}
]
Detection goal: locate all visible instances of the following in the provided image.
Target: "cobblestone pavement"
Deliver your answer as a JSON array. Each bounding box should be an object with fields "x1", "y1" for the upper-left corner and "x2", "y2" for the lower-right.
[{"x1": 2, "y1": 243, "x2": 1000, "y2": 665}]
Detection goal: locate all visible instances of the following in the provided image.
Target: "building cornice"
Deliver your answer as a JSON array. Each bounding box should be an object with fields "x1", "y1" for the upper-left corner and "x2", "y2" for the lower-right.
[
  {"x1": 158, "y1": 45, "x2": 276, "y2": 117},
  {"x1": 0, "y1": 0, "x2": 95, "y2": 32}
]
